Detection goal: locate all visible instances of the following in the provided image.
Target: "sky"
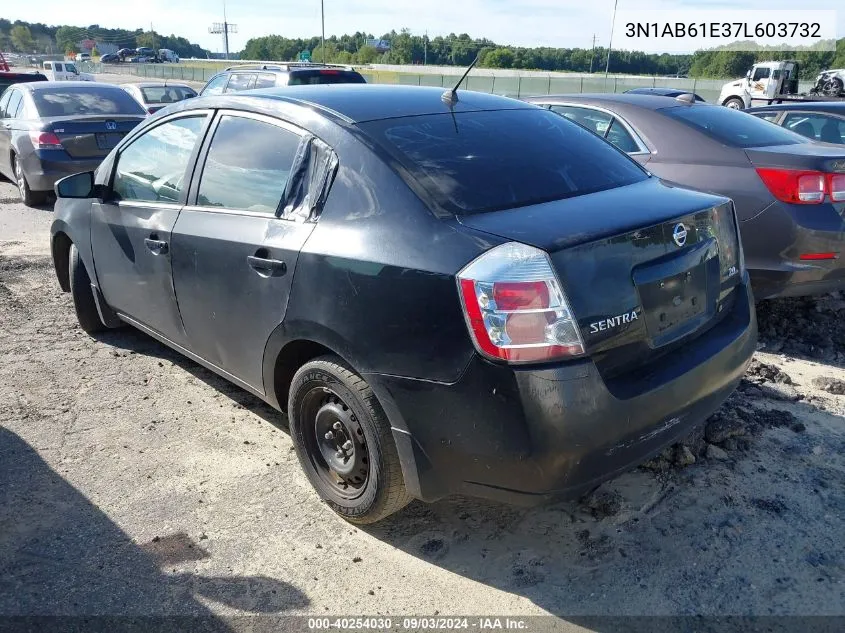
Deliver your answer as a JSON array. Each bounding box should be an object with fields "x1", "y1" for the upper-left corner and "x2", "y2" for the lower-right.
[{"x1": 7, "y1": 0, "x2": 843, "y2": 54}]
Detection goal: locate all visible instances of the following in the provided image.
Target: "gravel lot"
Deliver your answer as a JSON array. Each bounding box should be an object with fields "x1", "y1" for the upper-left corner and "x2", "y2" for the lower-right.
[{"x1": 1, "y1": 173, "x2": 844, "y2": 628}]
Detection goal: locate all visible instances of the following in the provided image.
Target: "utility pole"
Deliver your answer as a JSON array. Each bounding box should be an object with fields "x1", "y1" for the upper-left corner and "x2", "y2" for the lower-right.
[
  {"x1": 424, "y1": 30, "x2": 427, "y2": 66},
  {"x1": 209, "y1": 0, "x2": 237, "y2": 60},
  {"x1": 604, "y1": 0, "x2": 618, "y2": 79},
  {"x1": 321, "y1": 0, "x2": 326, "y2": 62},
  {"x1": 589, "y1": 33, "x2": 596, "y2": 73}
]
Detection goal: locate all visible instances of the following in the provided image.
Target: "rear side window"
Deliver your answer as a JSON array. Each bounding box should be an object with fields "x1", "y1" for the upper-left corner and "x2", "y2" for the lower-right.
[
  {"x1": 288, "y1": 70, "x2": 366, "y2": 85},
  {"x1": 550, "y1": 105, "x2": 611, "y2": 135},
  {"x1": 112, "y1": 116, "x2": 205, "y2": 203},
  {"x1": 360, "y1": 108, "x2": 648, "y2": 215},
  {"x1": 750, "y1": 111, "x2": 781, "y2": 122},
  {"x1": 662, "y1": 105, "x2": 805, "y2": 148},
  {"x1": 196, "y1": 115, "x2": 302, "y2": 214},
  {"x1": 254, "y1": 73, "x2": 278, "y2": 89},
  {"x1": 140, "y1": 86, "x2": 197, "y2": 104},
  {"x1": 32, "y1": 87, "x2": 146, "y2": 116},
  {"x1": 4, "y1": 91, "x2": 22, "y2": 119},
  {"x1": 224, "y1": 73, "x2": 256, "y2": 93}
]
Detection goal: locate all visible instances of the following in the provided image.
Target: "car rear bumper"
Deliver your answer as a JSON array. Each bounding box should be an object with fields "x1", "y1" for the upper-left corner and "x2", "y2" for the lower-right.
[
  {"x1": 743, "y1": 201, "x2": 845, "y2": 300},
  {"x1": 22, "y1": 151, "x2": 103, "y2": 192},
  {"x1": 370, "y1": 277, "x2": 757, "y2": 505}
]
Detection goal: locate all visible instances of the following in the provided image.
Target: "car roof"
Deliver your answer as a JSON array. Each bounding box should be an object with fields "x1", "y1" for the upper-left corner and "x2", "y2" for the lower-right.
[
  {"x1": 747, "y1": 102, "x2": 845, "y2": 114},
  {"x1": 526, "y1": 92, "x2": 710, "y2": 111},
  {"x1": 26, "y1": 81, "x2": 123, "y2": 91},
  {"x1": 191, "y1": 84, "x2": 536, "y2": 123},
  {"x1": 124, "y1": 82, "x2": 194, "y2": 89}
]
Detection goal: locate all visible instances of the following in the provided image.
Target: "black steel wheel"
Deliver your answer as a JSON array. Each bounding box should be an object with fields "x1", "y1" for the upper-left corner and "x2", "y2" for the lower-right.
[{"x1": 288, "y1": 355, "x2": 412, "y2": 524}]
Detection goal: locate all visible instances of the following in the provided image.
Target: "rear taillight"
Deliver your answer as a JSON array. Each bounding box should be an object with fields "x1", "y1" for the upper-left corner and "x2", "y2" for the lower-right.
[
  {"x1": 29, "y1": 131, "x2": 63, "y2": 149},
  {"x1": 756, "y1": 168, "x2": 845, "y2": 204},
  {"x1": 713, "y1": 202, "x2": 744, "y2": 277},
  {"x1": 457, "y1": 242, "x2": 584, "y2": 364},
  {"x1": 319, "y1": 69, "x2": 340, "y2": 75},
  {"x1": 831, "y1": 174, "x2": 845, "y2": 202}
]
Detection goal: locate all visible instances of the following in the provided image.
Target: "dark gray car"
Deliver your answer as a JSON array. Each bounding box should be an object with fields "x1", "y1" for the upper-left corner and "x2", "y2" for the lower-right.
[
  {"x1": 527, "y1": 93, "x2": 845, "y2": 300},
  {"x1": 0, "y1": 81, "x2": 146, "y2": 206}
]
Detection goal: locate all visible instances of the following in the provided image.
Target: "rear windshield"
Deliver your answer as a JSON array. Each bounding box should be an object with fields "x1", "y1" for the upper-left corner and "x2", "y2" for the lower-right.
[
  {"x1": 662, "y1": 105, "x2": 805, "y2": 148},
  {"x1": 288, "y1": 70, "x2": 366, "y2": 86},
  {"x1": 32, "y1": 86, "x2": 146, "y2": 117},
  {"x1": 359, "y1": 108, "x2": 648, "y2": 214},
  {"x1": 140, "y1": 86, "x2": 197, "y2": 104}
]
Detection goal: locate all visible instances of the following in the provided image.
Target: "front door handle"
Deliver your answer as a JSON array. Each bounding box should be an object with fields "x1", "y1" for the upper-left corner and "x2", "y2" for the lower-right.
[
  {"x1": 247, "y1": 255, "x2": 286, "y2": 277},
  {"x1": 144, "y1": 237, "x2": 169, "y2": 255}
]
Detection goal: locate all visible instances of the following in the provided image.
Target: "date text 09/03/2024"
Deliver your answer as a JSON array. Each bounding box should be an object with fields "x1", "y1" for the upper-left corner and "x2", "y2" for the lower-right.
[{"x1": 308, "y1": 617, "x2": 529, "y2": 630}]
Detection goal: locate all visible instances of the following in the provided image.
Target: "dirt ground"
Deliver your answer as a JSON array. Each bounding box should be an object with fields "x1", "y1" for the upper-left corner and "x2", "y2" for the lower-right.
[{"x1": 1, "y1": 177, "x2": 844, "y2": 629}]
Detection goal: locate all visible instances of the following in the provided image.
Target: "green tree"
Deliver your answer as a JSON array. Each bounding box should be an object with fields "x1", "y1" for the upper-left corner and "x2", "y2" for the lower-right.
[
  {"x1": 355, "y1": 46, "x2": 380, "y2": 64},
  {"x1": 91, "y1": 47, "x2": 100, "y2": 57},
  {"x1": 55, "y1": 26, "x2": 81, "y2": 54},
  {"x1": 136, "y1": 31, "x2": 160, "y2": 50},
  {"x1": 11, "y1": 25, "x2": 35, "y2": 52}
]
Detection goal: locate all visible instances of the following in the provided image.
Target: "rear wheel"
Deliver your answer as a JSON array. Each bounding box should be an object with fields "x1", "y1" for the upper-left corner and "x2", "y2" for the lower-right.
[
  {"x1": 288, "y1": 355, "x2": 412, "y2": 524},
  {"x1": 823, "y1": 78, "x2": 844, "y2": 98},
  {"x1": 12, "y1": 154, "x2": 46, "y2": 207},
  {"x1": 723, "y1": 98, "x2": 744, "y2": 110},
  {"x1": 69, "y1": 243, "x2": 105, "y2": 334}
]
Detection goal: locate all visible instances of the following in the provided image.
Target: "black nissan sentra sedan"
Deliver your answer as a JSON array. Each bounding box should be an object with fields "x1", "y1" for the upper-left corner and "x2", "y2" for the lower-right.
[{"x1": 50, "y1": 85, "x2": 757, "y2": 523}]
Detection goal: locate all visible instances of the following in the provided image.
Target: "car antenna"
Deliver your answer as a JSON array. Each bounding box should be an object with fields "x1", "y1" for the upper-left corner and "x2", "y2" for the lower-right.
[{"x1": 442, "y1": 55, "x2": 480, "y2": 106}]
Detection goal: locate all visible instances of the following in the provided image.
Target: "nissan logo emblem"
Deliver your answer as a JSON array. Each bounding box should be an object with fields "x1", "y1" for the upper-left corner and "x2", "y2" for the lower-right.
[
  {"x1": 105, "y1": 121, "x2": 117, "y2": 131},
  {"x1": 672, "y1": 223, "x2": 688, "y2": 247}
]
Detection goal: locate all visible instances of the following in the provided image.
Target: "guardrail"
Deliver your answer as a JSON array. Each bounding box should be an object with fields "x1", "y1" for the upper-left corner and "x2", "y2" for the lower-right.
[{"x1": 82, "y1": 61, "x2": 814, "y2": 103}]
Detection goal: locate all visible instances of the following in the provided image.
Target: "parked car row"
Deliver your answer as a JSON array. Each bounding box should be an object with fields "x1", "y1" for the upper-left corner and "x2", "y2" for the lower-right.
[{"x1": 1, "y1": 71, "x2": 842, "y2": 524}]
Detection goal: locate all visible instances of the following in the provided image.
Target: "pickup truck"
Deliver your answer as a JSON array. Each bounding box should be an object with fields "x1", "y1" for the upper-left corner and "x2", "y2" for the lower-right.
[
  {"x1": 41, "y1": 61, "x2": 95, "y2": 82},
  {"x1": 719, "y1": 60, "x2": 845, "y2": 109}
]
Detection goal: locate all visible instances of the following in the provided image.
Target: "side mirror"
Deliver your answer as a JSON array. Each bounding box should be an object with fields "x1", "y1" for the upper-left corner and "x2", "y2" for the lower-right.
[
  {"x1": 55, "y1": 171, "x2": 95, "y2": 199},
  {"x1": 746, "y1": 70, "x2": 752, "y2": 79}
]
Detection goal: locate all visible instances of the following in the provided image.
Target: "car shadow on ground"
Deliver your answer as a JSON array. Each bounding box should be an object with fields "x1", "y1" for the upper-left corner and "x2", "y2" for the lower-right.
[
  {"x1": 362, "y1": 393, "x2": 845, "y2": 622},
  {"x1": 0, "y1": 427, "x2": 308, "y2": 626},
  {"x1": 94, "y1": 327, "x2": 285, "y2": 429}
]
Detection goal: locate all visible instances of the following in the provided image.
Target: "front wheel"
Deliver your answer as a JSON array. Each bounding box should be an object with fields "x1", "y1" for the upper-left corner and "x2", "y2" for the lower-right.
[
  {"x1": 69, "y1": 243, "x2": 106, "y2": 334},
  {"x1": 823, "y1": 78, "x2": 844, "y2": 97},
  {"x1": 723, "y1": 97, "x2": 745, "y2": 110},
  {"x1": 288, "y1": 355, "x2": 412, "y2": 524}
]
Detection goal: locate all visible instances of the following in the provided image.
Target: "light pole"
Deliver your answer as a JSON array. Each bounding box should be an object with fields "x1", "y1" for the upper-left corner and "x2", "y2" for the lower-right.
[
  {"x1": 604, "y1": 0, "x2": 618, "y2": 79},
  {"x1": 321, "y1": 0, "x2": 326, "y2": 63}
]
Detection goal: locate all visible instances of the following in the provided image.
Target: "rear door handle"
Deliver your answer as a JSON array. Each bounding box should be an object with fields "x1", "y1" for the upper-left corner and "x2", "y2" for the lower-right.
[
  {"x1": 144, "y1": 237, "x2": 169, "y2": 255},
  {"x1": 247, "y1": 255, "x2": 286, "y2": 277}
]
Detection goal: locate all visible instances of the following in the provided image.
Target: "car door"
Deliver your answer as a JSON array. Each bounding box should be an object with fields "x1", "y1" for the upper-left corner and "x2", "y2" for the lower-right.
[
  {"x1": 548, "y1": 104, "x2": 651, "y2": 165},
  {"x1": 90, "y1": 112, "x2": 211, "y2": 344},
  {"x1": 170, "y1": 111, "x2": 327, "y2": 391},
  {"x1": 0, "y1": 89, "x2": 15, "y2": 178}
]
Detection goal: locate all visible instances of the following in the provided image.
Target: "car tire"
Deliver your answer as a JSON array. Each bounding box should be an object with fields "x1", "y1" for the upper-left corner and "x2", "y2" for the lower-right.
[
  {"x1": 288, "y1": 355, "x2": 412, "y2": 524},
  {"x1": 69, "y1": 243, "x2": 106, "y2": 334},
  {"x1": 12, "y1": 153, "x2": 46, "y2": 207},
  {"x1": 723, "y1": 98, "x2": 745, "y2": 110}
]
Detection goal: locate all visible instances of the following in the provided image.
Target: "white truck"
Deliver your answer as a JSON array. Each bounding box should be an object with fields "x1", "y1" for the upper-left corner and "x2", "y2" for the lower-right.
[
  {"x1": 718, "y1": 60, "x2": 845, "y2": 109},
  {"x1": 42, "y1": 61, "x2": 95, "y2": 81},
  {"x1": 158, "y1": 49, "x2": 180, "y2": 63}
]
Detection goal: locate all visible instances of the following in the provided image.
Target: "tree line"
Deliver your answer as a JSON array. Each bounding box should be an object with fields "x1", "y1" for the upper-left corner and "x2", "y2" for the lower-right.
[
  {"x1": 0, "y1": 19, "x2": 208, "y2": 59},
  {"x1": 244, "y1": 29, "x2": 845, "y2": 79}
]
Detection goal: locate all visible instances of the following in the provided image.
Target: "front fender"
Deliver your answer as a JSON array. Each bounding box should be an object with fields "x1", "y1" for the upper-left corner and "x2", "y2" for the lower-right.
[{"x1": 50, "y1": 198, "x2": 97, "y2": 288}]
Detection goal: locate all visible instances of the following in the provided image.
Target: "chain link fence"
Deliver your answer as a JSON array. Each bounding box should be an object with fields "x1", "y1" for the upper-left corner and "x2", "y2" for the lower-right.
[{"x1": 81, "y1": 61, "x2": 814, "y2": 103}]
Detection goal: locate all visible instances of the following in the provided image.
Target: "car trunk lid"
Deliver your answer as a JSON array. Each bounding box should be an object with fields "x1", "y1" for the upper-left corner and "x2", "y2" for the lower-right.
[
  {"x1": 457, "y1": 179, "x2": 742, "y2": 377},
  {"x1": 45, "y1": 115, "x2": 143, "y2": 158},
  {"x1": 745, "y1": 142, "x2": 845, "y2": 172}
]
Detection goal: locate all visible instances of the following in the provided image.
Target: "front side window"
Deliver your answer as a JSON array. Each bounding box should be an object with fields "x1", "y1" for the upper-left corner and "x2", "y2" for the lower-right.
[
  {"x1": 201, "y1": 74, "x2": 228, "y2": 96},
  {"x1": 65, "y1": 63, "x2": 78, "y2": 74},
  {"x1": 196, "y1": 115, "x2": 302, "y2": 214},
  {"x1": 360, "y1": 108, "x2": 648, "y2": 215},
  {"x1": 223, "y1": 73, "x2": 256, "y2": 93},
  {"x1": 112, "y1": 116, "x2": 205, "y2": 203},
  {"x1": 752, "y1": 67, "x2": 771, "y2": 81}
]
